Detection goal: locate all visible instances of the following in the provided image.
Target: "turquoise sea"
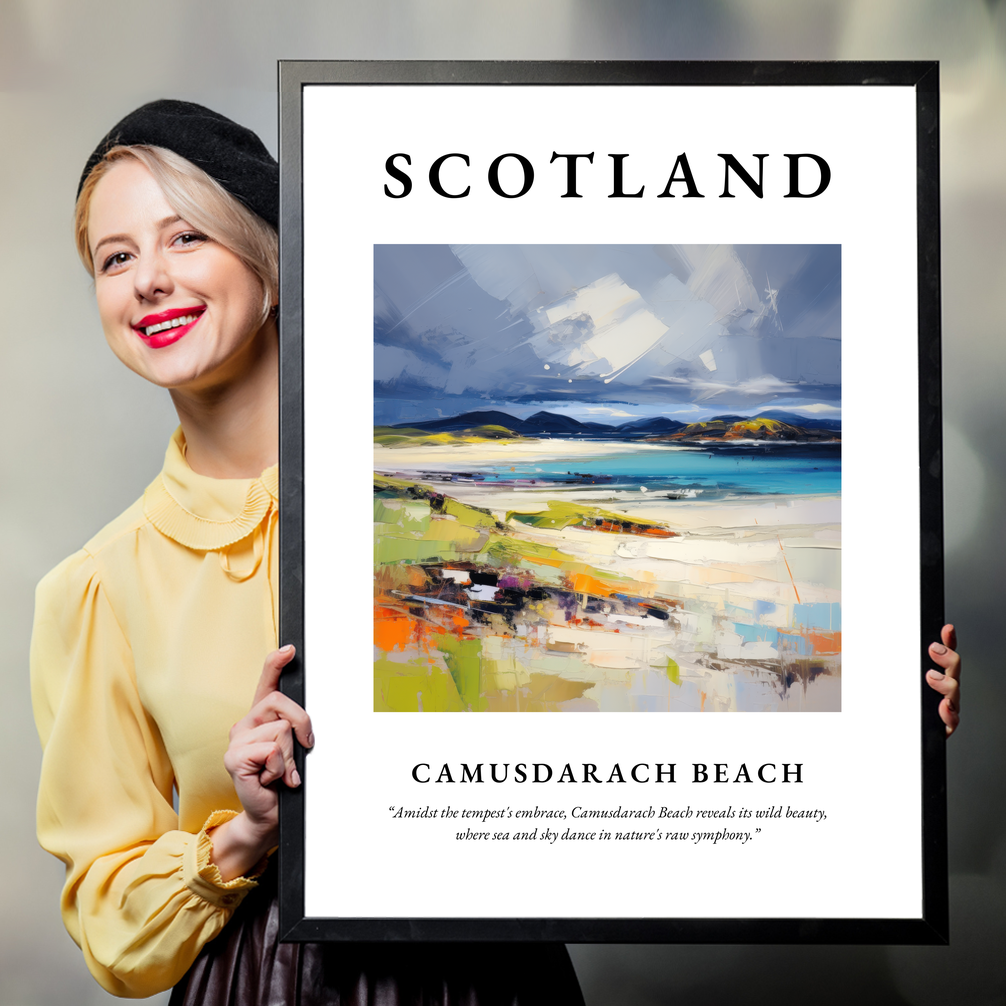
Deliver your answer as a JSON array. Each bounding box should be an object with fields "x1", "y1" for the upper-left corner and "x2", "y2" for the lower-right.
[{"x1": 428, "y1": 443, "x2": 841, "y2": 499}]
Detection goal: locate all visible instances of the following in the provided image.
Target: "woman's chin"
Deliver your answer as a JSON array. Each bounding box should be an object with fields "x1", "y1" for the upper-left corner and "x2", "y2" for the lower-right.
[
  {"x1": 109, "y1": 322, "x2": 272, "y2": 395},
  {"x1": 122, "y1": 353, "x2": 220, "y2": 392}
]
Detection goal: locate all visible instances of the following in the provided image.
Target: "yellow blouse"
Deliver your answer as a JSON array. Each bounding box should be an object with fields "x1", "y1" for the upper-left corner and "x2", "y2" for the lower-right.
[{"x1": 31, "y1": 429, "x2": 279, "y2": 998}]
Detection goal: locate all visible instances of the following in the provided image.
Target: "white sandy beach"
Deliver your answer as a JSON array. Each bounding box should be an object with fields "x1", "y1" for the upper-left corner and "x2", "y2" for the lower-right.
[{"x1": 375, "y1": 441, "x2": 841, "y2": 712}]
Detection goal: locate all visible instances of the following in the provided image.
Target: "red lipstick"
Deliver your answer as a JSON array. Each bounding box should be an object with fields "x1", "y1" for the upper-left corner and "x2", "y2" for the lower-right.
[{"x1": 132, "y1": 306, "x2": 205, "y2": 349}]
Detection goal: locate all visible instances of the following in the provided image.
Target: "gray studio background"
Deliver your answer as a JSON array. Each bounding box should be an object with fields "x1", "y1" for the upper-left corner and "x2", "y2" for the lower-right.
[{"x1": 1, "y1": 2, "x2": 1003, "y2": 1003}]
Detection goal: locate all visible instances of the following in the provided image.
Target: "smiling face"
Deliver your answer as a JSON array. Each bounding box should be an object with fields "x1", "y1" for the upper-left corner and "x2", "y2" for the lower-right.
[{"x1": 87, "y1": 158, "x2": 272, "y2": 393}]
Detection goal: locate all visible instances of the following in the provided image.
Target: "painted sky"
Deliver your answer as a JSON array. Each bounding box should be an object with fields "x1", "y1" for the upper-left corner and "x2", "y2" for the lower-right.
[{"x1": 374, "y1": 244, "x2": 840, "y2": 425}]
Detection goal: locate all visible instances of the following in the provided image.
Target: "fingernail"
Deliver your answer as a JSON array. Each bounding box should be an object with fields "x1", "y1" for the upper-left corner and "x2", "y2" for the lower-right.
[
  {"x1": 927, "y1": 669, "x2": 944, "y2": 679},
  {"x1": 306, "y1": 732, "x2": 315, "y2": 748},
  {"x1": 931, "y1": 643, "x2": 947, "y2": 654},
  {"x1": 280, "y1": 644, "x2": 295, "y2": 654},
  {"x1": 292, "y1": 768, "x2": 301, "y2": 787}
]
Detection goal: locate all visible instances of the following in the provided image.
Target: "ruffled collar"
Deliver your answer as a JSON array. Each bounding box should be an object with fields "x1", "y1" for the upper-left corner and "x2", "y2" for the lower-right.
[{"x1": 143, "y1": 428, "x2": 278, "y2": 551}]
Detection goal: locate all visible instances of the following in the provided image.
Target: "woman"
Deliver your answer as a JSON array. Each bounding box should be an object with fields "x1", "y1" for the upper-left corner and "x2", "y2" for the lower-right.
[
  {"x1": 33, "y1": 99, "x2": 963, "y2": 1003},
  {"x1": 31, "y1": 100, "x2": 586, "y2": 1004}
]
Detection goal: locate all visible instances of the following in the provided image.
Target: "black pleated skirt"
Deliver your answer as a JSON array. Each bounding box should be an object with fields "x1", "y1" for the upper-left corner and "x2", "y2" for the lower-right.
[{"x1": 169, "y1": 869, "x2": 585, "y2": 1006}]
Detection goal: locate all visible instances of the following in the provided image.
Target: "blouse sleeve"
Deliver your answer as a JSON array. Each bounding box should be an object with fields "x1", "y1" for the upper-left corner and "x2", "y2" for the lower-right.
[{"x1": 30, "y1": 549, "x2": 262, "y2": 998}]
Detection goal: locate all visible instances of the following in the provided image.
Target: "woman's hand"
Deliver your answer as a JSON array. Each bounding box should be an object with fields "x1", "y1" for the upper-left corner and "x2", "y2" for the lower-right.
[
  {"x1": 926, "y1": 624, "x2": 961, "y2": 738},
  {"x1": 209, "y1": 645, "x2": 314, "y2": 881}
]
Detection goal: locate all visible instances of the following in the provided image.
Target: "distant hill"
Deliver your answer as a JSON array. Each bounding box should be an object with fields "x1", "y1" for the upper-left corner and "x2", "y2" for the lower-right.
[
  {"x1": 757, "y1": 409, "x2": 842, "y2": 432},
  {"x1": 390, "y1": 410, "x2": 525, "y2": 434},
  {"x1": 652, "y1": 417, "x2": 840, "y2": 443},
  {"x1": 385, "y1": 409, "x2": 838, "y2": 443},
  {"x1": 614, "y1": 416, "x2": 687, "y2": 436},
  {"x1": 520, "y1": 411, "x2": 613, "y2": 435},
  {"x1": 705, "y1": 414, "x2": 750, "y2": 425},
  {"x1": 389, "y1": 410, "x2": 629, "y2": 439}
]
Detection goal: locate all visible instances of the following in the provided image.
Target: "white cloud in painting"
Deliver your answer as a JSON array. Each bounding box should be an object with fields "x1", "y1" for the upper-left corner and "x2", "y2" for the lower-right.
[
  {"x1": 798, "y1": 402, "x2": 843, "y2": 414},
  {"x1": 583, "y1": 406, "x2": 637, "y2": 417},
  {"x1": 542, "y1": 273, "x2": 639, "y2": 328},
  {"x1": 446, "y1": 245, "x2": 773, "y2": 386},
  {"x1": 683, "y1": 373, "x2": 798, "y2": 402},
  {"x1": 530, "y1": 273, "x2": 670, "y2": 381}
]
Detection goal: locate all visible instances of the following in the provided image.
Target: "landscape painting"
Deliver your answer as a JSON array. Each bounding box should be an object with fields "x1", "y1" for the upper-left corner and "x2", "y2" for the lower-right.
[{"x1": 373, "y1": 244, "x2": 841, "y2": 713}]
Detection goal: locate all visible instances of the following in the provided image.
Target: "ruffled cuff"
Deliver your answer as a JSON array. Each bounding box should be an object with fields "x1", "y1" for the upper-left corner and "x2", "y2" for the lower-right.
[{"x1": 182, "y1": 810, "x2": 269, "y2": 910}]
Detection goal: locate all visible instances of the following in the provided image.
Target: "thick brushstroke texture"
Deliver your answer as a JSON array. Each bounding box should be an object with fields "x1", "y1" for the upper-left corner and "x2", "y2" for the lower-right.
[
  {"x1": 374, "y1": 245, "x2": 841, "y2": 712},
  {"x1": 374, "y1": 243, "x2": 841, "y2": 422},
  {"x1": 373, "y1": 472, "x2": 841, "y2": 713}
]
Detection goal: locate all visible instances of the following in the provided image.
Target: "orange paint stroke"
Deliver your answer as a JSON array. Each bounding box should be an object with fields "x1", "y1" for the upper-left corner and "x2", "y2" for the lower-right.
[
  {"x1": 806, "y1": 629, "x2": 842, "y2": 655},
  {"x1": 448, "y1": 608, "x2": 470, "y2": 634},
  {"x1": 374, "y1": 596, "x2": 472, "y2": 653},
  {"x1": 569, "y1": 572, "x2": 616, "y2": 597},
  {"x1": 374, "y1": 610, "x2": 415, "y2": 652}
]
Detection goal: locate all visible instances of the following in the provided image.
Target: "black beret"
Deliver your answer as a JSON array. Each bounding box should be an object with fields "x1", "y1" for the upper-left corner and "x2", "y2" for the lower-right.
[{"x1": 77, "y1": 99, "x2": 278, "y2": 228}]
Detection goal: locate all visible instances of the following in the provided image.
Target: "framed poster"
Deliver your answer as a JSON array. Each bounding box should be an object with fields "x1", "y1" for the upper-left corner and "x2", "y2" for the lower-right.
[{"x1": 277, "y1": 61, "x2": 946, "y2": 943}]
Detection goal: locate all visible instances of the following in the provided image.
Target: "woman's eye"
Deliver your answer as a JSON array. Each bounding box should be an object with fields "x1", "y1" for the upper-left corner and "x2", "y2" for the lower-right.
[
  {"x1": 101, "y1": 251, "x2": 132, "y2": 272},
  {"x1": 173, "y1": 231, "x2": 207, "y2": 248}
]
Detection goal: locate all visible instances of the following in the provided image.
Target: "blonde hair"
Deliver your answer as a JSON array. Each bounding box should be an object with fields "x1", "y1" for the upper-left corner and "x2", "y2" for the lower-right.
[{"x1": 75, "y1": 145, "x2": 278, "y2": 323}]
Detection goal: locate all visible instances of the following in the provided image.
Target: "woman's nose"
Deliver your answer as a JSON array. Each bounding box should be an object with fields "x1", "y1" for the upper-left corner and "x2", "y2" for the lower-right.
[{"x1": 133, "y1": 249, "x2": 173, "y2": 302}]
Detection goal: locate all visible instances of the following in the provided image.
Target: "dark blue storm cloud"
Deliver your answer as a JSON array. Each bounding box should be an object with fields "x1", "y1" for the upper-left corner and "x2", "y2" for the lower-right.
[{"x1": 374, "y1": 244, "x2": 840, "y2": 424}]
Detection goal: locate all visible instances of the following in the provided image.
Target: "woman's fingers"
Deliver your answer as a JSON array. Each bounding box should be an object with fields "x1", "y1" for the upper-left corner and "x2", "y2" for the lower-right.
[
  {"x1": 924, "y1": 677, "x2": 960, "y2": 736},
  {"x1": 241, "y1": 644, "x2": 314, "y2": 749},
  {"x1": 926, "y1": 669, "x2": 960, "y2": 736},
  {"x1": 230, "y1": 719, "x2": 302, "y2": 788},
  {"x1": 252, "y1": 644, "x2": 296, "y2": 707},
  {"x1": 224, "y1": 738, "x2": 287, "y2": 788},
  {"x1": 224, "y1": 645, "x2": 311, "y2": 810},
  {"x1": 928, "y1": 636, "x2": 961, "y2": 684},
  {"x1": 941, "y1": 623, "x2": 958, "y2": 653},
  {"x1": 929, "y1": 637, "x2": 960, "y2": 675},
  {"x1": 940, "y1": 698, "x2": 961, "y2": 736},
  {"x1": 254, "y1": 691, "x2": 313, "y2": 749},
  {"x1": 927, "y1": 623, "x2": 961, "y2": 737},
  {"x1": 926, "y1": 667, "x2": 959, "y2": 704},
  {"x1": 258, "y1": 742, "x2": 289, "y2": 787},
  {"x1": 218, "y1": 647, "x2": 309, "y2": 846},
  {"x1": 232, "y1": 689, "x2": 314, "y2": 750}
]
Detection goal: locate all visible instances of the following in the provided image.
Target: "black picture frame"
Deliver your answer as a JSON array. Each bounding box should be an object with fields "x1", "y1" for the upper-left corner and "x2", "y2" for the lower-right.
[{"x1": 277, "y1": 60, "x2": 945, "y2": 944}]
